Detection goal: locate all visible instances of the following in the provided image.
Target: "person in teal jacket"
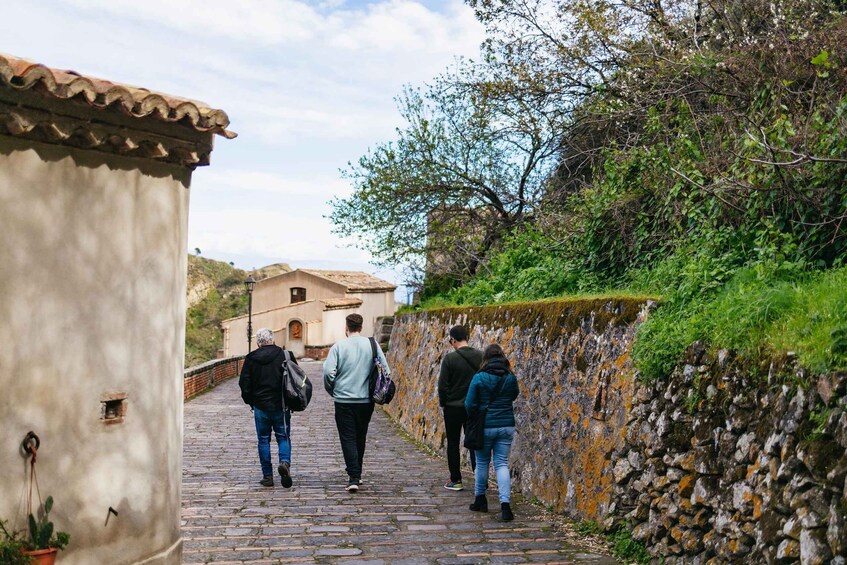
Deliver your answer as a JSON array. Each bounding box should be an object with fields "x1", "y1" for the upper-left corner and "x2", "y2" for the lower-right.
[{"x1": 464, "y1": 343, "x2": 520, "y2": 521}]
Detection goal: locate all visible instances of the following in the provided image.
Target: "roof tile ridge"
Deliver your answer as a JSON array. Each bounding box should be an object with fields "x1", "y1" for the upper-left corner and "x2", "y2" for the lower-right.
[
  {"x1": 0, "y1": 56, "x2": 57, "y2": 92},
  {"x1": 0, "y1": 53, "x2": 237, "y2": 139}
]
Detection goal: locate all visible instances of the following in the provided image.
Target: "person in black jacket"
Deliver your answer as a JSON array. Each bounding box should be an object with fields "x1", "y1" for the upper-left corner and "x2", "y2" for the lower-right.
[
  {"x1": 437, "y1": 325, "x2": 483, "y2": 491},
  {"x1": 238, "y1": 328, "x2": 297, "y2": 488}
]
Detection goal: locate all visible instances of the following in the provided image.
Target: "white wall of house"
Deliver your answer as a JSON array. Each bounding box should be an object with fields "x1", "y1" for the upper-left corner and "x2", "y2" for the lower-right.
[
  {"x1": 321, "y1": 307, "x2": 359, "y2": 344},
  {"x1": 252, "y1": 271, "x2": 345, "y2": 312},
  {"x1": 0, "y1": 138, "x2": 190, "y2": 565},
  {"x1": 223, "y1": 300, "x2": 325, "y2": 356},
  {"x1": 222, "y1": 273, "x2": 396, "y2": 357},
  {"x1": 306, "y1": 320, "x2": 323, "y2": 345},
  {"x1": 348, "y1": 292, "x2": 396, "y2": 336}
]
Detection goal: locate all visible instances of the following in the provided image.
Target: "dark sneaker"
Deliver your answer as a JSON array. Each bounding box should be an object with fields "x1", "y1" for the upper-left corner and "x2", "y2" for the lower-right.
[
  {"x1": 346, "y1": 477, "x2": 360, "y2": 493},
  {"x1": 259, "y1": 475, "x2": 273, "y2": 487},
  {"x1": 444, "y1": 481, "x2": 464, "y2": 491},
  {"x1": 278, "y1": 461, "x2": 292, "y2": 488}
]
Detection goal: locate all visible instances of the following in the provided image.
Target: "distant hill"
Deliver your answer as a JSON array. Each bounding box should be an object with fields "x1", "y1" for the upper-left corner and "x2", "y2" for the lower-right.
[
  {"x1": 185, "y1": 255, "x2": 291, "y2": 367},
  {"x1": 251, "y1": 262, "x2": 292, "y2": 281}
]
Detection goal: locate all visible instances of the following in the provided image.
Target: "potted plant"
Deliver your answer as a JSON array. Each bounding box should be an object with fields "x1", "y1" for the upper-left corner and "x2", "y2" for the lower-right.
[
  {"x1": 0, "y1": 520, "x2": 34, "y2": 565},
  {"x1": 22, "y1": 496, "x2": 70, "y2": 565}
]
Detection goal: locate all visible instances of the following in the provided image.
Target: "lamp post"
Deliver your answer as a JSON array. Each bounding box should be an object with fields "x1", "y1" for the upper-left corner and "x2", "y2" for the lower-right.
[{"x1": 245, "y1": 275, "x2": 256, "y2": 352}]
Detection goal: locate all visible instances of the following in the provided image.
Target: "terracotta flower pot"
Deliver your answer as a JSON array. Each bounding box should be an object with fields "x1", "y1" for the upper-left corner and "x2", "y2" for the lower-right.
[{"x1": 23, "y1": 547, "x2": 58, "y2": 565}]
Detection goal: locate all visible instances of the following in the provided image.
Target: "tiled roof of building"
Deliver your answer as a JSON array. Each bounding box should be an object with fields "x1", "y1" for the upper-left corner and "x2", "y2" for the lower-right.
[
  {"x1": 302, "y1": 269, "x2": 397, "y2": 292},
  {"x1": 0, "y1": 53, "x2": 234, "y2": 167},
  {"x1": 0, "y1": 53, "x2": 235, "y2": 137},
  {"x1": 320, "y1": 298, "x2": 364, "y2": 310}
]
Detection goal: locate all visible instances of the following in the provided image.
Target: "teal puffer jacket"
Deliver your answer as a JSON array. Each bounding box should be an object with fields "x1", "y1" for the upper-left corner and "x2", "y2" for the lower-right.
[{"x1": 464, "y1": 364, "x2": 519, "y2": 428}]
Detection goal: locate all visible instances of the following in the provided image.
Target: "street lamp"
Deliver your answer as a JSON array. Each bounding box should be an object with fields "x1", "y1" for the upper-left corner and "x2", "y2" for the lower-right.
[{"x1": 245, "y1": 275, "x2": 256, "y2": 352}]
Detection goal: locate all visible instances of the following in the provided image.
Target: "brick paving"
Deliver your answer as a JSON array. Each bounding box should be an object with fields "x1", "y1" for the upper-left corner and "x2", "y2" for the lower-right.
[{"x1": 182, "y1": 361, "x2": 618, "y2": 564}]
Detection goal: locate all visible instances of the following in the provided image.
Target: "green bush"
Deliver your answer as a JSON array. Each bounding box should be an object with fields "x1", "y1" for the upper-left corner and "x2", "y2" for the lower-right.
[
  {"x1": 0, "y1": 520, "x2": 32, "y2": 565},
  {"x1": 423, "y1": 215, "x2": 847, "y2": 383},
  {"x1": 608, "y1": 525, "x2": 651, "y2": 564},
  {"x1": 766, "y1": 266, "x2": 847, "y2": 373}
]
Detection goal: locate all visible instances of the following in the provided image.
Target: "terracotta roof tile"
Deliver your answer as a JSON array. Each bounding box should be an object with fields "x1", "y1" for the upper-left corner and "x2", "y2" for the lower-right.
[
  {"x1": 320, "y1": 298, "x2": 364, "y2": 310},
  {"x1": 301, "y1": 269, "x2": 397, "y2": 292},
  {"x1": 0, "y1": 53, "x2": 235, "y2": 138}
]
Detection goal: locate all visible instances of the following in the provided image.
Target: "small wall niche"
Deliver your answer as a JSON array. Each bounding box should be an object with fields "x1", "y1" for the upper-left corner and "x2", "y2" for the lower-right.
[{"x1": 100, "y1": 393, "x2": 128, "y2": 424}]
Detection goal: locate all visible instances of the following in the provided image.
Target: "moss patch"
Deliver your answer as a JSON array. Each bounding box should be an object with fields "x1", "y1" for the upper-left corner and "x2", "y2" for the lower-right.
[{"x1": 401, "y1": 295, "x2": 652, "y2": 344}]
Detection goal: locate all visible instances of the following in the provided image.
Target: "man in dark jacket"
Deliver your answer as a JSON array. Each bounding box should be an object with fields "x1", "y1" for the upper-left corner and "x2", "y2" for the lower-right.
[
  {"x1": 437, "y1": 324, "x2": 483, "y2": 491},
  {"x1": 239, "y1": 328, "x2": 297, "y2": 488}
]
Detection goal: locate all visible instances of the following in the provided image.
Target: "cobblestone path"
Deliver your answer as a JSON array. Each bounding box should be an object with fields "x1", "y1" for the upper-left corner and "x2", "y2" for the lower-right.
[{"x1": 182, "y1": 361, "x2": 618, "y2": 564}]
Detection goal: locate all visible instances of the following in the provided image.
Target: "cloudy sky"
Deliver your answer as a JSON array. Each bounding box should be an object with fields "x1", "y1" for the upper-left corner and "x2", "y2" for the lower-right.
[{"x1": 2, "y1": 0, "x2": 485, "y2": 289}]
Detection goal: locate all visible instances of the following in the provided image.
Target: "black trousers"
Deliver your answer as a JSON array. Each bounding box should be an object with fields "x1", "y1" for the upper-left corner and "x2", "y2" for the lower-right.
[
  {"x1": 334, "y1": 402, "x2": 375, "y2": 479},
  {"x1": 443, "y1": 405, "x2": 475, "y2": 482}
]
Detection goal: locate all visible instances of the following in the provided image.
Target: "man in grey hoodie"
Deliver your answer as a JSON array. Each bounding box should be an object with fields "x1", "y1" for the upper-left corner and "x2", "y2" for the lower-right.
[{"x1": 323, "y1": 313, "x2": 390, "y2": 492}]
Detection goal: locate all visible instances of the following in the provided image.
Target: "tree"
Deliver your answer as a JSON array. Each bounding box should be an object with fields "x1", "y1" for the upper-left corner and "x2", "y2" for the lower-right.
[
  {"x1": 466, "y1": 0, "x2": 847, "y2": 271},
  {"x1": 330, "y1": 60, "x2": 566, "y2": 288}
]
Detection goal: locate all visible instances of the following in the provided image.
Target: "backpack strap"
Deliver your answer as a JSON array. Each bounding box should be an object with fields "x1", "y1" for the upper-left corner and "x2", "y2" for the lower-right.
[
  {"x1": 368, "y1": 337, "x2": 378, "y2": 387},
  {"x1": 454, "y1": 349, "x2": 478, "y2": 372},
  {"x1": 479, "y1": 373, "x2": 507, "y2": 412},
  {"x1": 490, "y1": 375, "x2": 507, "y2": 403},
  {"x1": 276, "y1": 349, "x2": 290, "y2": 363}
]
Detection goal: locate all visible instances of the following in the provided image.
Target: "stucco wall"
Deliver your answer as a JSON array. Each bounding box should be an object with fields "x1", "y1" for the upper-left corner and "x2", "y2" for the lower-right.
[
  {"x1": 322, "y1": 307, "x2": 358, "y2": 344},
  {"x1": 348, "y1": 291, "x2": 395, "y2": 337},
  {"x1": 252, "y1": 271, "x2": 345, "y2": 312},
  {"x1": 0, "y1": 138, "x2": 190, "y2": 564},
  {"x1": 385, "y1": 298, "x2": 650, "y2": 519},
  {"x1": 223, "y1": 300, "x2": 324, "y2": 356}
]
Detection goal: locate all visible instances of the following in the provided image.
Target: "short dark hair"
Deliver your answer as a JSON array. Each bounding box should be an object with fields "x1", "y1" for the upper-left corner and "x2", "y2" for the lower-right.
[
  {"x1": 480, "y1": 343, "x2": 510, "y2": 372},
  {"x1": 345, "y1": 313, "x2": 363, "y2": 332},
  {"x1": 448, "y1": 325, "x2": 468, "y2": 342}
]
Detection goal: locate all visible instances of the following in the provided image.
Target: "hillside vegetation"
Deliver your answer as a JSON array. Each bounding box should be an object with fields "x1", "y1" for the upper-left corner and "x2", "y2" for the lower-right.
[
  {"x1": 332, "y1": 0, "x2": 847, "y2": 383},
  {"x1": 184, "y1": 255, "x2": 290, "y2": 367}
]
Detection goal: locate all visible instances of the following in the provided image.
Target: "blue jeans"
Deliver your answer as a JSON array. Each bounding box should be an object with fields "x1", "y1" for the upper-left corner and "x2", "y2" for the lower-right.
[
  {"x1": 474, "y1": 426, "x2": 515, "y2": 503},
  {"x1": 253, "y1": 407, "x2": 291, "y2": 477}
]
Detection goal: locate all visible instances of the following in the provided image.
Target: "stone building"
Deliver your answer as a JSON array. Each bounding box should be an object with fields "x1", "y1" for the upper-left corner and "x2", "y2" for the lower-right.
[
  {"x1": 221, "y1": 269, "x2": 396, "y2": 358},
  {"x1": 0, "y1": 53, "x2": 232, "y2": 564}
]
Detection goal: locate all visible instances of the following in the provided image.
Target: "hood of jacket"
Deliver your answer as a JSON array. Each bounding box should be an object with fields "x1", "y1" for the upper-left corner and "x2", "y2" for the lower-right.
[
  {"x1": 481, "y1": 356, "x2": 510, "y2": 377},
  {"x1": 246, "y1": 344, "x2": 283, "y2": 365}
]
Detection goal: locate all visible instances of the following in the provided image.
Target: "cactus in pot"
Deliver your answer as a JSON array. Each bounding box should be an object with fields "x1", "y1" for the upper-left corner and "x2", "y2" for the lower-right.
[{"x1": 23, "y1": 496, "x2": 69, "y2": 565}]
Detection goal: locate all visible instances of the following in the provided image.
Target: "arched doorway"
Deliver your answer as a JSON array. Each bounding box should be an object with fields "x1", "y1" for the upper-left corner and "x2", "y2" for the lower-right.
[{"x1": 288, "y1": 319, "x2": 305, "y2": 357}]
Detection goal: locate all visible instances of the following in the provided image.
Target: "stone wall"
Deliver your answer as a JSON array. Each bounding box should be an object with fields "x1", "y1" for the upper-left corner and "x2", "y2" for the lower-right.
[
  {"x1": 610, "y1": 344, "x2": 847, "y2": 564},
  {"x1": 385, "y1": 298, "x2": 651, "y2": 519},
  {"x1": 184, "y1": 357, "x2": 244, "y2": 401}
]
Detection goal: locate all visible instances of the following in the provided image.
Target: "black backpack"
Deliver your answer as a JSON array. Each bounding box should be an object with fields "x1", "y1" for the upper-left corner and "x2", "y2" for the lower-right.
[{"x1": 280, "y1": 350, "x2": 312, "y2": 411}]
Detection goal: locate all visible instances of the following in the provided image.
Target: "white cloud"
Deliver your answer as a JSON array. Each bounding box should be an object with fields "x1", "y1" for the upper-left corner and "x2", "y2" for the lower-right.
[
  {"x1": 189, "y1": 209, "x2": 368, "y2": 262},
  {"x1": 62, "y1": 0, "x2": 323, "y2": 44},
  {"x1": 37, "y1": 0, "x2": 484, "y2": 145},
  {"x1": 196, "y1": 170, "x2": 351, "y2": 198},
  {"x1": 327, "y1": 0, "x2": 481, "y2": 53},
  {"x1": 3, "y1": 0, "x2": 485, "y2": 270}
]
